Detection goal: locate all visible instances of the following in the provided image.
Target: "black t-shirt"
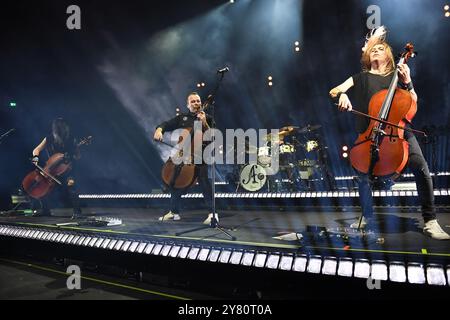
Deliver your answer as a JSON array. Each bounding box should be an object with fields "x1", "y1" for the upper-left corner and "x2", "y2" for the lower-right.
[
  {"x1": 45, "y1": 134, "x2": 78, "y2": 158},
  {"x1": 350, "y1": 71, "x2": 394, "y2": 133},
  {"x1": 157, "y1": 111, "x2": 214, "y2": 133}
]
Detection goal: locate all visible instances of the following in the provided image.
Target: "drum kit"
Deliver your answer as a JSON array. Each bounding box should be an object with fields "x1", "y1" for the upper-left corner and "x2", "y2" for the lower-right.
[{"x1": 237, "y1": 124, "x2": 332, "y2": 192}]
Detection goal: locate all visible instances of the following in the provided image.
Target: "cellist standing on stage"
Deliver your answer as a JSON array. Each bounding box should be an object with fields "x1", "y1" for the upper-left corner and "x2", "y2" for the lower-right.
[
  {"x1": 329, "y1": 30, "x2": 449, "y2": 240},
  {"x1": 153, "y1": 92, "x2": 218, "y2": 225}
]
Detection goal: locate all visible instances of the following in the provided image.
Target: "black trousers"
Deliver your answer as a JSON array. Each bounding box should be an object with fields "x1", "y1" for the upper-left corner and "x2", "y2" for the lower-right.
[
  {"x1": 358, "y1": 132, "x2": 435, "y2": 222},
  {"x1": 170, "y1": 165, "x2": 213, "y2": 214},
  {"x1": 36, "y1": 176, "x2": 81, "y2": 216}
]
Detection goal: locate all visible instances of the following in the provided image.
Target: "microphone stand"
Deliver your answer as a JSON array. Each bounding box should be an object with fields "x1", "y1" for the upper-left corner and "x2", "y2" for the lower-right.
[
  {"x1": 0, "y1": 128, "x2": 15, "y2": 145},
  {"x1": 176, "y1": 69, "x2": 236, "y2": 240}
]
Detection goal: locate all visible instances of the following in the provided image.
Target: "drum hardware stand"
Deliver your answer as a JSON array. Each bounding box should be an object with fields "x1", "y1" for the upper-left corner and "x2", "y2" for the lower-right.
[{"x1": 176, "y1": 68, "x2": 236, "y2": 240}]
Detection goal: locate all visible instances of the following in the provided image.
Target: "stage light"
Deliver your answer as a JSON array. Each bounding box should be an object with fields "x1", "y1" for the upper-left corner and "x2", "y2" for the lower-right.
[
  {"x1": 265, "y1": 254, "x2": 280, "y2": 269},
  {"x1": 9, "y1": 101, "x2": 16, "y2": 108},
  {"x1": 86, "y1": 237, "x2": 96, "y2": 247},
  {"x1": 389, "y1": 261, "x2": 406, "y2": 283},
  {"x1": 160, "y1": 244, "x2": 172, "y2": 256},
  {"x1": 114, "y1": 240, "x2": 124, "y2": 250},
  {"x1": 337, "y1": 257, "x2": 353, "y2": 277},
  {"x1": 279, "y1": 255, "x2": 294, "y2": 271},
  {"x1": 169, "y1": 245, "x2": 181, "y2": 258},
  {"x1": 307, "y1": 255, "x2": 322, "y2": 274},
  {"x1": 230, "y1": 250, "x2": 243, "y2": 265},
  {"x1": 121, "y1": 240, "x2": 130, "y2": 251},
  {"x1": 144, "y1": 243, "x2": 155, "y2": 254},
  {"x1": 188, "y1": 247, "x2": 200, "y2": 260},
  {"x1": 445, "y1": 4, "x2": 449, "y2": 10},
  {"x1": 208, "y1": 249, "x2": 221, "y2": 262},
  {"x1": 354, "y1": 259, "x2": 371, "y2": 278},
  {"x1": 371, "y1": 260, "x2": 388, "y2": 281},
  {"x1": 253, "y1": 252, "x2": 267, "y2": 268},
  {"x1": 70, "y1": 235, "x2": 78, "y2": 245},
  {"x1": 292, "y1": 254, "x2": 307, "y2": 272},
  {"x1": 426, "y1": 264, "x2": 447, "y2": 286},
  {"x1": 230, "y1": 0, "x2": 235, "y2": 3},
  {"x1": 74, "y1": 236, "x2": 83, "y2": 245},
  {"x1": 201, "y1": 82, "x2": 206, "y2": 87},
  {"x1": 83, "y1": 237, "x2": 92, "y2": 246},
  {"x1": 83, "y1": 237, "x2": 97, "y2": 247},
  {"x1": 178, "y1": 246, "x2": 190, "y2": 259},
  {"x1": 242, "y1": 251, "x2": 255, "y2": 266},
  {"x1": 268, "y1": 76, "x2": 272, "y2": 81},
  {"x1": 66, "y1": 234, "x2": 74, "y2": 244},
  {"x1": 446, "y1": 11, "x2": 450, "y2": 17},
  {"x1": 295, "y1": 47, "x2": 300, "y2": 52},
  {"x1": 219, "y1": 250, "x2": 232, "y2": 263},
  {"x1": 198, "y1": 247, "x2": 211, "y2": 261},
  {"x1": 104, "y1": 238, "x2": 114, "y2": 248},
  {"x1": 95, "y1": 238, "x2": 105, "y2": 248},
  {"x1": 342, "y1": 145, "x2": 348, "y2": 151},
  {"x1": 322, "y1": 256, "x2": 337, "y2": 275},
  {"x1": 342, "y1": 152, "x2": 348, "y2": 158},
  {"x1": 294, "y1": 41, "x2": 300, "y2": 46},
  {"x1": 151, "y1": 243, "x2": 163, "y2": 255},
  {"x1": 197, "y1": 83, "x2": 201, "y2": 88}
]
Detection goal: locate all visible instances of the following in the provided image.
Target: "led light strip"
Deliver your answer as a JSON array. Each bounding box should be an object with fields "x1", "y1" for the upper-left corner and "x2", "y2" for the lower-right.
[
  {"x1": 0, "y1": 225, "x2": 448, "y2": 286},
  {"x1": 79, "y1": 189, "x2": 450, "y2": 199}
]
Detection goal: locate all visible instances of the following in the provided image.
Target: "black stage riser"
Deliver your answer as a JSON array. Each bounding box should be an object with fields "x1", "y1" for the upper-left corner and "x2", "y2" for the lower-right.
[{"x1": 1, "y1": 235, "x2": 448, "y2": 299}]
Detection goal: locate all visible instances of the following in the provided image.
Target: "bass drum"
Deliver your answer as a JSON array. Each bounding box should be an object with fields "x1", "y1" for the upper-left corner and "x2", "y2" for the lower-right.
[{"x1": 240, "y1": 164, "x2": 267, "y2": 192}]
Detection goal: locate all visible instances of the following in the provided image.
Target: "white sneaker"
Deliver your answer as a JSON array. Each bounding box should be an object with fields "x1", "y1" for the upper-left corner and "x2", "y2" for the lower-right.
[
  {"x1": 350, "y1": 216, "x2": 369, "y2": 229},
  {"x1": 158, "y1": 211, "x2": 181, "y2": 221},
  {"x1": 423, "y1": 219, "x2": 450, "y2": 240},
  {"x1": 203, "y1": 213, "x2": 219, "y2": 225}
]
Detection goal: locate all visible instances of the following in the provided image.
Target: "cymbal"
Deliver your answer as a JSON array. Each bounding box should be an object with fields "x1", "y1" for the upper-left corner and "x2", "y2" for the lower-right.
[
  {"x1": 279, "y1": 125, "x2": 300, "y2": 132},
  {"x1": 296, "y1": 124, "x2": 322, "y2": 134},
  {"x1": 265, "y1": 125, "x2": 299, "y2": 141}
]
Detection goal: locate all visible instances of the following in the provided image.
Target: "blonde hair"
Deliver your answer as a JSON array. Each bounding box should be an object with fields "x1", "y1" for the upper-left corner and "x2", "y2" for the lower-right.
[{"x1": 361, "y1": 41, "x2": 395, "y2": 74}]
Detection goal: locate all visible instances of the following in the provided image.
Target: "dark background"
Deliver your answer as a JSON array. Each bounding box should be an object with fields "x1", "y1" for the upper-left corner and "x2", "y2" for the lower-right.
[{"x1": 0, "y1": 0, "x2": 449, "y2": 208}]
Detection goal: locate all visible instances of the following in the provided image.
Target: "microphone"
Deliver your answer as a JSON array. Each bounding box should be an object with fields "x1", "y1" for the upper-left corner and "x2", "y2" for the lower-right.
[{"x1": 217, "y1": 67, "x2": 229, "y2": 74}]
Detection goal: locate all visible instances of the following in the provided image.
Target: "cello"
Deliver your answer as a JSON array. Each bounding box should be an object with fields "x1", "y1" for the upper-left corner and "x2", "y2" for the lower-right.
[
  {"x1": 159, "y1": 98, "x2": 212, "y2": 190},
  {"x1": 349, "y1": 43, "x2": 419, "y2": 178},
  {"x1": 22, "y1": 136, "x2": 92, "y2": 199}
]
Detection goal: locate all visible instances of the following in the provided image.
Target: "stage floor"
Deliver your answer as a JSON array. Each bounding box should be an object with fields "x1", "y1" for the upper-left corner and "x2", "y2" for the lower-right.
[{"x1": 1, "y1": 207, "x2": 449, "y2": 263}]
